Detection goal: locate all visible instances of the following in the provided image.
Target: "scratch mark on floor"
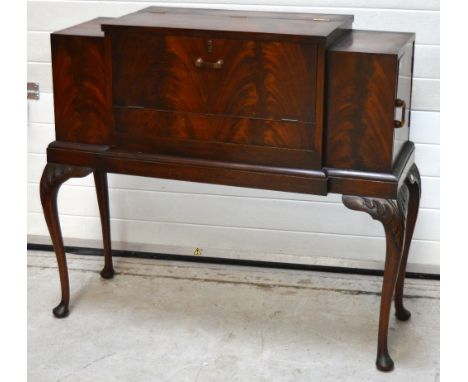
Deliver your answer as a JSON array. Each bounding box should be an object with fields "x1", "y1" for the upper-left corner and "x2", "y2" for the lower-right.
[{"x1": 82, "y1": 352, "x2": 117, "y2": 370}]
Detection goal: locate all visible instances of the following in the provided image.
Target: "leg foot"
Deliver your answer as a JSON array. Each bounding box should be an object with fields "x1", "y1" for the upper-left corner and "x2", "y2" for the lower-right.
[
  {"x1": 376, "y1": 351, "x2": 394, "y2": 372},
  {"x1": 94, "y1": 170, "x2": 115, "y2": 279},
  {"x1": 343, "y1": 188, "x2": 406, "y2": 372},
  {"x1": 40, "y1": 163, "x2": 93, "y2": 318},
  {"x1": 100, "y1": 266, "x2": 115, "y2": 279},
  {"x1": 395, "y1": 306, "x2": 411, "y2": 321},
  {"x1": 52, "y1": 301, "x2": 69, "y2": 318},
  {"x1": 395, "y1": 164, "x2": 421, "y2": 321}
]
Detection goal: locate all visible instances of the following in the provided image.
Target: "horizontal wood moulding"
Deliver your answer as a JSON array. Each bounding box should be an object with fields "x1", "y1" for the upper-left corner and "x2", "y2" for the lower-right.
[
  {"x1": 46, "y1": 141, "x2": 328, "y2": 195},
  {"x1": 44, "y1": 140, "x2": 416, "y2": 199}
]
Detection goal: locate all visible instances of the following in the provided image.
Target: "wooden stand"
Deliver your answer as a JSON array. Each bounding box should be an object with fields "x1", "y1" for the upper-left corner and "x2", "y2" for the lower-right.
[{"x1": 40, "y1": 7, "x2": 421, "y2": 371}]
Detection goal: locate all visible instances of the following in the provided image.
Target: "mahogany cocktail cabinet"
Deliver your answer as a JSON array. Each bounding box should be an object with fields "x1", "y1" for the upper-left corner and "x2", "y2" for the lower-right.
[{"x1": 40, "y1": 6, "x2": 421, "y2": 372}]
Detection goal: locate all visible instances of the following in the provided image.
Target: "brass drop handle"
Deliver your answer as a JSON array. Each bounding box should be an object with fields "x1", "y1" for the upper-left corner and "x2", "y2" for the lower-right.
[
  {"x1": 393, "y1": 98, "x2": 406, "y2": 128},
  {"x1": 195, "y1": 57, "x2": 224, "y2": 69}
]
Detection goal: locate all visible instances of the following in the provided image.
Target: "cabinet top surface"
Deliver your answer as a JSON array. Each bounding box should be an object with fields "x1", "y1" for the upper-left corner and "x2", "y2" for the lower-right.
[
  {"x1": 53, "y1": 17, "x2": 112, "y2": 37},
  {"x1": 100, "y1": 6, "x2": 353, "y2": 40},
  {"x1": 329, "y1": 30, "x2": 415, "y2": 55}
]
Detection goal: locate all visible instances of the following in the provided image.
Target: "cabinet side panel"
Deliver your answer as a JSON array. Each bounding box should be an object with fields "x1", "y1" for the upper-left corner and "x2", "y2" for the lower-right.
[
  {"x1": 325, "y1": 51, "x2": 397, "y2": 172},
  {"x1": 51, "y1": 34, "x2": 109, "y2": 144},
  {"x1": 392, "y1": 41, "x2": 414, "y2": 163}
]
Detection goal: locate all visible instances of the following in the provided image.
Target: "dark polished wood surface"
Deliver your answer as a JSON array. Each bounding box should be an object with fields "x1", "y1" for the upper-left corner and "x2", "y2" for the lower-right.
[
  {"x1": 326, "y1": 30, "x2": 414, "y2": 173},
  {"x1": 113, "y1": 108, "x2": 315, "y2": 150},
  {"x1": 102, "y1": 6, "x2": 353, "y2": 42},
  {"x1": 343, "y1": 184, "x2": 408, "y2": 372},
  {"x1": 112, "y1": 34, "x2": 318, "y2": 121},
  {"x1": 329, "y1": 29, "x2": 414, "y2": 55},
  {"x1": 42, "y1": 7, "x2": 421, "y2": 372},
  {"x1": 51, "y1": 33, "x2": 109, "y2": 144}
]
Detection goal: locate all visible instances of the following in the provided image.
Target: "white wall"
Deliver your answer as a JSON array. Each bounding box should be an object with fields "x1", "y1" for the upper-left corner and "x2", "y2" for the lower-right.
[{"x1": 27, "y1": 1, "x2": 440, "y2": 272}]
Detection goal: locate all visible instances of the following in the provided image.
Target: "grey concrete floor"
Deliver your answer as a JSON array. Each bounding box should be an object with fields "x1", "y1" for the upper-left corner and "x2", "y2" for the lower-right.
[{"x1": 28, "y1": 250, "x2": 439, "y2": 382}]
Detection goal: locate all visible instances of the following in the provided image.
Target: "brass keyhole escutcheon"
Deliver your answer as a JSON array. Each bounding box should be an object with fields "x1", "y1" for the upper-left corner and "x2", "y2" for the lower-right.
[{"x1": 194, "y1": 248, "x2": 203, "y2": 256}]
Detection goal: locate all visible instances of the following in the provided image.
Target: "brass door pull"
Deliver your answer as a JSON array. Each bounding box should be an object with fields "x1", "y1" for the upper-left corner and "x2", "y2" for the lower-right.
[
  {"x1": 195, "y1": 57, "x2": 224, "y2": 69},
  {"x1": 393, "y1": 98, "x2": 406, "y2": 128}
]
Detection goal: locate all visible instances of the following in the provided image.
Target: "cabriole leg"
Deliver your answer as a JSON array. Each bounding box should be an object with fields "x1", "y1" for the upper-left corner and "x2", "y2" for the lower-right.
[
  {"x1": 40, "y1": 163, "x2": 93, "y2": 318},
  {"x1": 94, "y1": 170, "x2": 115, "y2": 279},
  {"x1": 395, "y1": 164, "x2": 421, "y2": 321},
  {"x1": 343, "y1": 188, "x2": 407, "y2": 372}
]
